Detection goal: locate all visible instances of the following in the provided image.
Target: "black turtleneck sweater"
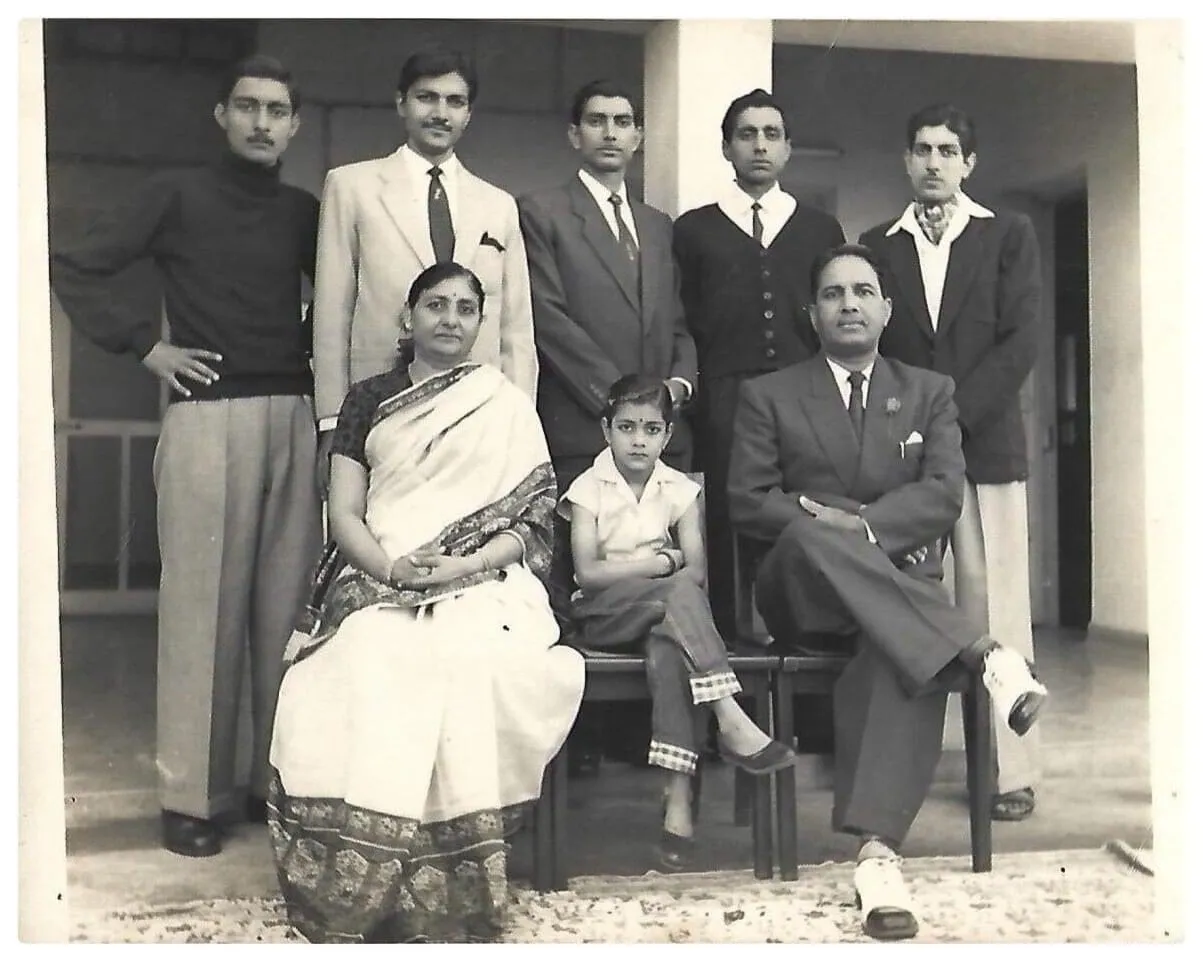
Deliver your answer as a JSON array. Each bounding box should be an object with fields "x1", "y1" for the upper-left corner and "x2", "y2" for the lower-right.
[{"x1": 51, "y1": 151, "x2": 319, "y2": 402}]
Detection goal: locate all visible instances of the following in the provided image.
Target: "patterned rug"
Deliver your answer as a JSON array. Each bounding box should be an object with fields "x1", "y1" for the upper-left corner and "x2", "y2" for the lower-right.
[{"x1": 69, "y1": 846, "x2": 1161, "y2": 944}]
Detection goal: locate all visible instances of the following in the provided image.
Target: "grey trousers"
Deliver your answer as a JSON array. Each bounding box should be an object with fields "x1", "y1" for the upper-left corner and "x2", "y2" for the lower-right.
[
  {"x1": 153, "y1": 395, "x2": 322, "y2": 819},
  {"x1": 756, "y1": 518, "x2": 978, "y2": 846}
]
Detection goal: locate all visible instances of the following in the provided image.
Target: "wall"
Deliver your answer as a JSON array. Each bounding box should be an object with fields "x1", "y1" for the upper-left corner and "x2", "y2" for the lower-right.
[{"x1": 256, "y1": 20, "x2": 645, "y2": 200}]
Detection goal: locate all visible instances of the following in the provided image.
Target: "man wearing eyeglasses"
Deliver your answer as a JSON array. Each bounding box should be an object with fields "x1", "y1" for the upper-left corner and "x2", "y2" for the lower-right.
[
  {"x1": 51, "y1": 54, "x2": 322, "y2": 858},
  {"x1": 859, "y1": 104, "x2": 1044, "y2": 825}
]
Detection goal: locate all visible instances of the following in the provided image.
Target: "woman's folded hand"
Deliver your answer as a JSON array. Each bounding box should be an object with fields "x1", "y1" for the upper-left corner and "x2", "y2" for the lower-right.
[{"x1": 402, "y1": 551, "x2": 476, "y2": 588}]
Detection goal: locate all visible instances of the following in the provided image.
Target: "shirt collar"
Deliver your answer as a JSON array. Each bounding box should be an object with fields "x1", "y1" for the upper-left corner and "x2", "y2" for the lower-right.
[
  {"x1": 592, "y1": 446, "x2": 672, "y2": 496},
  {"x1": 724, "y1": 180, "x2": 790, "y2": 216},
  {"x1": 885, "y1": 191, "x2": 995, "y2": 237},
  {"x1": 578, "y1": 168, "x2": 629, "y2": 210},
  {"x1": 399, "y1": 143, "x2": 461, "y2": 182},
  {"x1": 825, "y1": 355, "x2": 875, "y2": 389}
]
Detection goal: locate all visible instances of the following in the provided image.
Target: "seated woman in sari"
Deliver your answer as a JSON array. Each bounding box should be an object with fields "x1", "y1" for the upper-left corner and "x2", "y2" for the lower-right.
[{"x1": 267, "y1": 262, "x2": 585, "y2": 944}]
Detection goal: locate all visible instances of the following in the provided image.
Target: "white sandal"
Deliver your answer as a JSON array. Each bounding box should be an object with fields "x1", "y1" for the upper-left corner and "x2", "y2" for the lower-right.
[{"x1": 854, "y1": 855, "x2": 919, "y2": 941}]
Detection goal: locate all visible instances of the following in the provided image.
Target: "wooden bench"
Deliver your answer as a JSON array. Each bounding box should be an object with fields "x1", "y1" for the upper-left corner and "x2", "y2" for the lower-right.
[{"x1": 530, "y1": 648, "x2": 780, "y2": 892}]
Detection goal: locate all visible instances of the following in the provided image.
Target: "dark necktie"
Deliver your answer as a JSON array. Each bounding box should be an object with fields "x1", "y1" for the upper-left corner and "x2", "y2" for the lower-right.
[
  {"x1": 608, "y1": 193, "x2": 641, "y2": 295},
  {"x1": 751, "y1": 201, "x2": 764, "y2": 245},
  {"x1": 428, "y1": 166, "x2": 455, "y2": 262},
  {"x1": 847, "y1": 370, "x2": 866, "y2": 441}
]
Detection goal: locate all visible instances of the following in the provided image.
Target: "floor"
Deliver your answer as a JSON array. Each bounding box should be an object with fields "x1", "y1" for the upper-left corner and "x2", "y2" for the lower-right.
[{"x1": 60, "y1": 617, "x2": 1153, "y2": 915}]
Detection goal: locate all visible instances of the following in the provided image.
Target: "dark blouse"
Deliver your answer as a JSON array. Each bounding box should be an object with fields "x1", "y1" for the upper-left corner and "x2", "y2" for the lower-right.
[{"x1": 330, "y1": 367, "x2": 412, "y2": 467}]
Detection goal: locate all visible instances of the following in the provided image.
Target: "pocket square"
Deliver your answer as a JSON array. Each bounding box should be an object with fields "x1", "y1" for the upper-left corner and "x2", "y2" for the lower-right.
[
  {"x1": 899, "y1": 431, "x2": 924, "y2": 457},
  {"x1": 479, "y1": 232, "x2": 505, "y2": 252}
]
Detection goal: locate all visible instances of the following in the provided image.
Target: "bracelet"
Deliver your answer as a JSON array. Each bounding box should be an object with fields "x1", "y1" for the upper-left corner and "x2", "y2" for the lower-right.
[{"x1": 656, "y1": 549, "x2": 678, "y2": 575}]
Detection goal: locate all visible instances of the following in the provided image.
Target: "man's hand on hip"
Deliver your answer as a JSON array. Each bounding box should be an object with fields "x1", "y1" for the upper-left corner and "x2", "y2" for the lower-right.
[{"x1": 140, "y1": 341, "x2": 222, "y2": 398}]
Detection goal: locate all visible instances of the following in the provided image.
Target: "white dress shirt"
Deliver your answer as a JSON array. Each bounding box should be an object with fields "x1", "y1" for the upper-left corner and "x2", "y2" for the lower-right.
[
  {"x1": 885, "y1": 192, "x2": 995, "y2": 330},
  {"x1": 575, "y1": 169, "x2": 695, "y2": 402},
  {"x1": 398, "y1": 143, "x2": 463, "y2": 227},
  {"x1": 717, "y1": 180, "x2": 797, "y2": 248},
  {"x1": 577, "y1": 168, "x2": 639, "y2": 247},
  {"x1": 826, "y1": 355, "x2": 874, "y2": 410}
]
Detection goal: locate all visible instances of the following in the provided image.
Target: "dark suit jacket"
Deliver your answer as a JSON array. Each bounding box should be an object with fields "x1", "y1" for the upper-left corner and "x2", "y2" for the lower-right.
[
  {"x1": 517, "y1": 178, "x2": 697, "y2": 463},
  {"x1": 727, "y1": 355, "x2": 965, "y2": 581},
  {"x1": 859, "y1": 208, "x2": 1041, "y2": 484}
]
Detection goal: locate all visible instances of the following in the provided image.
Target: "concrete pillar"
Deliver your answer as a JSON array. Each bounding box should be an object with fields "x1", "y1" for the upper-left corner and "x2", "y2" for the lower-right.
[
  {"x1": 1134, "y1": 19, "x2": 1184, "y2": 943},
  {"x1": 642, "y1": 20, "x2": 773, "y2": 217}
]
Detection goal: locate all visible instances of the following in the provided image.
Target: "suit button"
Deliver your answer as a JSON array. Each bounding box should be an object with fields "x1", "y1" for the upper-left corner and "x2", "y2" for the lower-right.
[
  {"x1": 765, "y1": 347, "x2": 777, "y2": 359},
  {"x1": 764, "y1": 309, "x2": 774, "y2": 320},
  {"x1": 762, "y1": 269, "x2": 772, "y2": 280},
  {"x1": 765, "y1": 329, "x2": 775, "y2": 340},
  {"x1": 763, "y1": 291, "x2": 773, "y2": 301}
]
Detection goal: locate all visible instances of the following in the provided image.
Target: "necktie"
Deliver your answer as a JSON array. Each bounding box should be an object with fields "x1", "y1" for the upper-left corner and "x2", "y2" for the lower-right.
[
  {"x1": 751, "y1": 201, "x2": 764, "y2": 245},
  {"x1": 427, "y1": 166, "x2": 455, "y2": 262},
  {"x1": 608, "y1": 193, "x2": 641, "y2": 295},
  {"x1": 847, "y1": 371, "x2": 866, "y2": 441},
  {"x1": 915, "y1": 197, "x2": 955, "y2": 246}
]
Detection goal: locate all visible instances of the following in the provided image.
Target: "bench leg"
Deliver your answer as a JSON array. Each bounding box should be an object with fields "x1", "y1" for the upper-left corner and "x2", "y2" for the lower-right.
[
  {"x1": 751, "y1": 687, "x2": 774, "y2": 880},
  {"x1": 962, "y1": 681, "x2": 994, "y2": 873},
  {"x1": 772, "y1": 671, "x2": 799, "y2": 881},
  {"x1": 551, "y1": 740, "x2": 570, "y2": 889},
  {"x1": 532, "y1": 752, "x2": 557, "y2": 892},
  {"x1": 733, "y1": 769, "x2": 753, "y2": 826}
]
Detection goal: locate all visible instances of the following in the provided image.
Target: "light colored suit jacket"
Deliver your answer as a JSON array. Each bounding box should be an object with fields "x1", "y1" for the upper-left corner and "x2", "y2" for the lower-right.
[
  {"x1": 313, "y1": 150, "x2": 537, "y2": 422},
  {"x1": 728, "y1": 354, "x2": 965, "y2": 581}
]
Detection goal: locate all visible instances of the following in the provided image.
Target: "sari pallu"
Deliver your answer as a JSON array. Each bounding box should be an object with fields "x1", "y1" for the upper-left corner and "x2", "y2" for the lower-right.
[{"x1": 268, "y1": 364, "x2": 585, "y2": 943}]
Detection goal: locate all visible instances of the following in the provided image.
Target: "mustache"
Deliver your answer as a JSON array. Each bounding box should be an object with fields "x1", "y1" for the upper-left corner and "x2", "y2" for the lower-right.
[
  {"x1": 422, "y1": 121, "x2": 453, "y2": 131},
  {"x1": 248, "y1": 135, "x2": 275, "y2": 146}
]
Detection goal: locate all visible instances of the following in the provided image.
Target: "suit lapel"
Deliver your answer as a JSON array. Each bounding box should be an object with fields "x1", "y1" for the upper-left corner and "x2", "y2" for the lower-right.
[
  {"x1": 855, "y1": 359, "x2": 903, "y2": 490},
  {"x1": 885, "y1": 232, "x2": 934, "y2": 338},
  {"x1": 798, "y1": 357, "x2": 861, "y2": 492},
  {"x1": 451, "y1": 169, "x2": 488, "y2": 269},
  {"x1": 379, "y1": 153, "x2": 434, "y2": 267},
  {"x1": 936, "y1": 219, "x2": 985, "y2": 336},
  {"x1": 570, "y1": 180, "x2": 640, "y2": 314},
  {"x1": 631, "y1": 199, "x2": 656, "y2": 329}
]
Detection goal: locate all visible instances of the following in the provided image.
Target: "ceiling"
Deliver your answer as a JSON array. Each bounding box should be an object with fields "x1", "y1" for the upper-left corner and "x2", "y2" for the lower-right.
[{"x1": 537, "y1": 19, "x2": 1137, "y2": 65}]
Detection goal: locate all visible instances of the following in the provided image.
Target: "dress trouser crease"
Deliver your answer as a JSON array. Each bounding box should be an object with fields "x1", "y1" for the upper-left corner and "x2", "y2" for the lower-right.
[{"x1": 154, "y1": 395, "x2": 321, "y2": 819}]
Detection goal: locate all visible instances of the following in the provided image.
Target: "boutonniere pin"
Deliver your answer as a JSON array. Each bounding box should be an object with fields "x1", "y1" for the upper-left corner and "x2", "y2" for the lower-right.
[{"x1": 885, "y1": 397, "x2": 901, "y2": 415}]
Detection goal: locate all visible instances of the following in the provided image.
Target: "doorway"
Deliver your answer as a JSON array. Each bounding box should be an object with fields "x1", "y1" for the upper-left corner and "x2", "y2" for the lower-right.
[{"x1": 1053, "y1": 193, "x2": 1092, "y2": 629}]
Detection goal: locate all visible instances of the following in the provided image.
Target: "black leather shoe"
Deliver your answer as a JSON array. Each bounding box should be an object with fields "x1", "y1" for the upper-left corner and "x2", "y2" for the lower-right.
[
  {"x1": 245, "y1": 795, "x2": 268, "y2": 825},
  {"x1": 655, "y1": 829, "x2": 696, "y2": 872},
  {"x1": 719, "y1": 738, "x2": 797, "y2": 776},
  {"x1": 161, "y1": 810, "x2": 222, "y2": 858}
]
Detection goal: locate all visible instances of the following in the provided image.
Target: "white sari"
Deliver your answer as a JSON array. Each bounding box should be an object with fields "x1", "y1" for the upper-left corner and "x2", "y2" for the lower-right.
[{"x1": 267, "y1": 364, "x2": 584, "y2": 943}]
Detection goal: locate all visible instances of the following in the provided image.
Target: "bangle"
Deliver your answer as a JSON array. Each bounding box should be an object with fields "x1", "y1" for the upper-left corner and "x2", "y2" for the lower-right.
[{"x1": 656, "y1": 549, "x2": 677, "y2": 575}]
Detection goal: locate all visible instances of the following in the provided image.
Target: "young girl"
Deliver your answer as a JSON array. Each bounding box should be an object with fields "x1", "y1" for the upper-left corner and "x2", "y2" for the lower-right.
[{"x1": 559, "y1": 375, "x2": 796, "y2": 871}]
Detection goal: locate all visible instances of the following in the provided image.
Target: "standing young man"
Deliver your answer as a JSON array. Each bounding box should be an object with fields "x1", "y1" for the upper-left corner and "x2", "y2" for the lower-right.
[
  {"x1": 312, "y1": 46, "x2": 536, "y2": 490},
  {"x1": 51, "y1": 55, "x2": 323, "y2": 856},
  {"x1": 859, "y1": 104, "x2": 1043, "y2": 821},
  {"x1": 518, "y1": 79, "x2": 697, "y2": 769},
  {"x1": 673, "y1": 89, "x2": 844, "y2": 637}
]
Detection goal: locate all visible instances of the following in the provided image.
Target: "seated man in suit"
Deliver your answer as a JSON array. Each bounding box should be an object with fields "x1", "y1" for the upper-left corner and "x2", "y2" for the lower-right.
[{"x1": 727, "y1": 243, "x2": 1047, "y2": 941}]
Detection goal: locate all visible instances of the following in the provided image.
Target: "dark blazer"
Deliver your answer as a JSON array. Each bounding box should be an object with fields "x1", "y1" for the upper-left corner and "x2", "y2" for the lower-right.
[
  {"x1": 517, "y1": 177, "x2": 697, "y2": 463},
  {"x1": 728, "y1": 354, "x2": 965, "y2": 582},
  {"x1": 859, "y1": 208, "x2": 1041, "y2": 484}
]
